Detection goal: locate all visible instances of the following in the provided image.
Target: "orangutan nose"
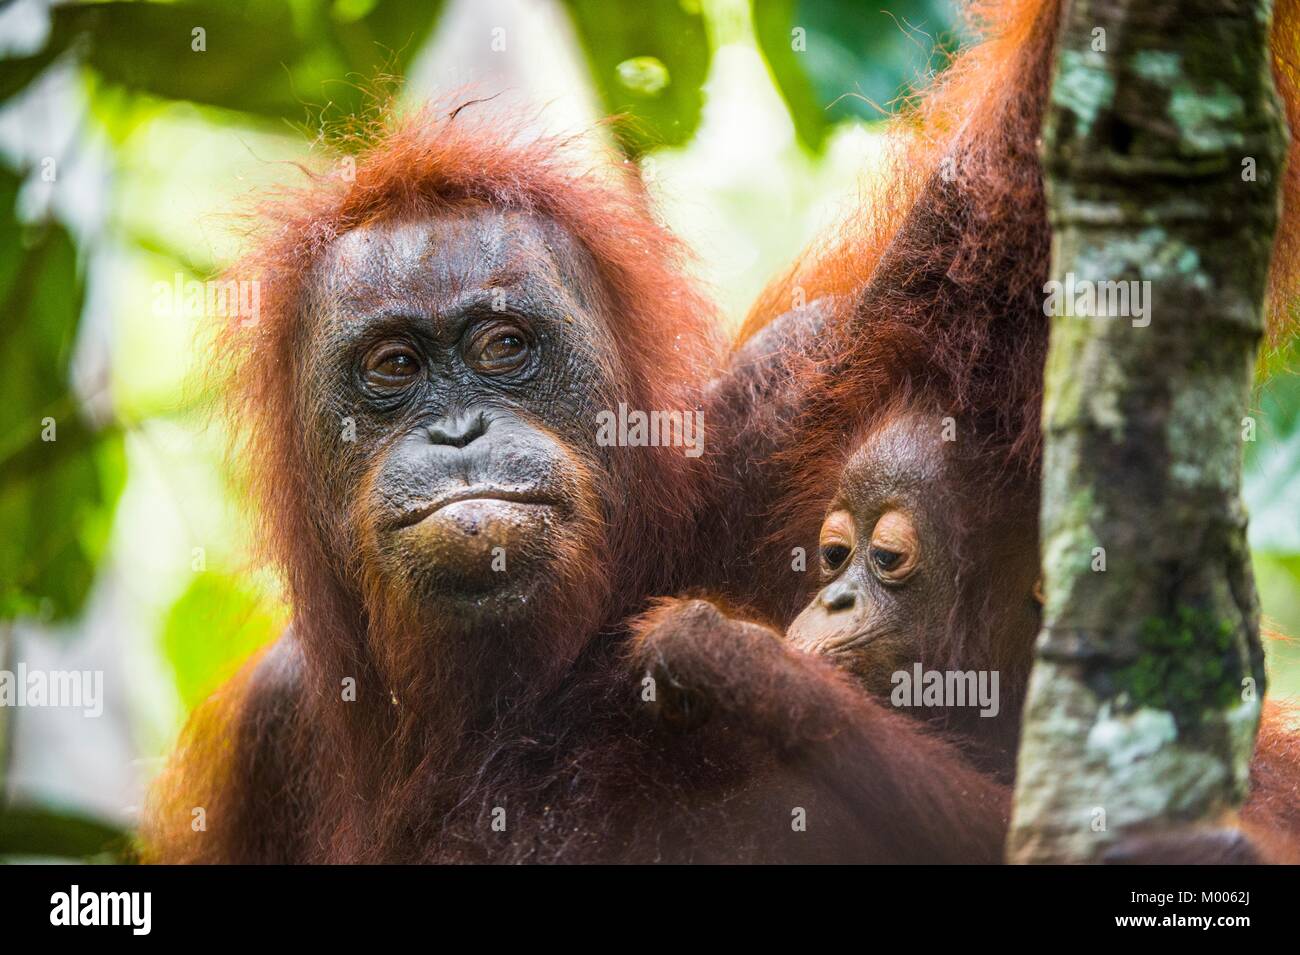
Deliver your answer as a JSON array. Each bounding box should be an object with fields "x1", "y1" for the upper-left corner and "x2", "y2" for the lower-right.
[
  {"x1": 426, "y1": 411, "x2": 488, "y2": 449},
  {"x1": 819, "y1": 580, "x2": 857, "y2": 613}
]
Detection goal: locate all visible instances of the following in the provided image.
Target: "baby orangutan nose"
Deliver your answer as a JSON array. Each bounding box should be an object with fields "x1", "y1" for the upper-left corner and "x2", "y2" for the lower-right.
[
  {"x1": 819, "y1": 579, "x2": 858, "y2": 613},
  {"x1": 788, "y1": 579, "x2": 868, "y2": 654}
]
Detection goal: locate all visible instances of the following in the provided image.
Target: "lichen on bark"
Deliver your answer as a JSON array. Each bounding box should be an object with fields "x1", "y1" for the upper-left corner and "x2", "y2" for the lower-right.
[{"x1": 1008, "y1": 0, "x2": 1285, "y2": 863}]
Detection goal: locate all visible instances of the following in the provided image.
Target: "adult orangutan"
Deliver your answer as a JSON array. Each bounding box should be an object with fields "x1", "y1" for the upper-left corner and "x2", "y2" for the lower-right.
[{"x1": 142, "y1": 104, "x2": 1010, "y2": 864}]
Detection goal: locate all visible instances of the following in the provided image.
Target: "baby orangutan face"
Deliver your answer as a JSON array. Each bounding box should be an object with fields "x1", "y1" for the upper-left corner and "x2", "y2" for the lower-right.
[{"x1": 786, "y1": 413, "x2": 1041, "y2": 698}]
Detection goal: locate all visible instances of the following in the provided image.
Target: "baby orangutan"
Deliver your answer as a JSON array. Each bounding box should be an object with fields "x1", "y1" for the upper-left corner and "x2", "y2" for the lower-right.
[
  {"x1": 779, "y1": 410, "x2": 1300, "y2": 860},
  {"x1": 784, "y1": 410, "x2": 1041, "y2": 774}
]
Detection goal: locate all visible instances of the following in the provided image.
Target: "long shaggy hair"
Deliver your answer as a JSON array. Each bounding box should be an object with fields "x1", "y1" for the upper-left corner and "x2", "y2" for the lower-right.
[
  {"x1": 736, "y1": 0, "x2": 1300, "y2": 684},
  {"x1": 146, "y1": 102, "x2": 723, "y2": 862}
]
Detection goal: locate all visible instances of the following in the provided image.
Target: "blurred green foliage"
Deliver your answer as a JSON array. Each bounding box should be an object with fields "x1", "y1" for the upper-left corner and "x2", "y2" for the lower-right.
[
  {"x1": 563, "y1": 0, "x2": 711, "y2": 153},
  {"x1": 0, "y1": 167, "x2": 125, "y2": 622},
  {"x1": 755, "y1": 0, "x2": 962, "y2": 150},
  {"x1": 46, "y1": 0, "x2": 445, "y2": 124},
  {"x1": 0, "y1": 805, "x2": 131, "y2": 863},
  {"x1": 163, "y1": 573, "x2": 287, "y2": 710}
]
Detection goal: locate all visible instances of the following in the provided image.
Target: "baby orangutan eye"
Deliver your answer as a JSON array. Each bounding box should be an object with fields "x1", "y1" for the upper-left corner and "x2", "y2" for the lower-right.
[
  {"x1": 822, "y1": 543, "x2": 851, "y2": 570},
  {"x1": 868, "y1": 510, "x2": 919, "y2": 583},
  {"x1": 870, "y1": 546, "x2": 902, "y2": 571},
  {"x1": 818, "y1": 509, "x2": 856, "y2": 575}
]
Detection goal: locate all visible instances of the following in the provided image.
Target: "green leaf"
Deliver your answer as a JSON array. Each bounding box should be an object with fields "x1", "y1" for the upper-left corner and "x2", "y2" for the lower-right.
[
  {"x1": 754, "y1": 0, "x2": 963, "y2": 151},
  {"x1": 0, "y1": 47, "x2": 61, "y2": 106},
  {"x1": 162, "y1": 573, "x2": 286, "y2": 709},
  {"x1": 46, "y1": 0, "x2": 445, "y2": 123},
  {"x1": 332, "y1": 0, "x2": 447, "y2": 79},
  {"x1": 0, "y1": 167, "x2": 23, "y2": 309},
  {"x1": 51, "y1": 1, "x2": 312, "y2": 119},
  {"x1": 0, "y1": 804, "x2": 131, "y2": 862},
  {"x1": 561, "y1": 0, "x2": 710, "y2": 155},
  {"x1": 0, "y1": 173, "x2": 125, "y2": 622}
]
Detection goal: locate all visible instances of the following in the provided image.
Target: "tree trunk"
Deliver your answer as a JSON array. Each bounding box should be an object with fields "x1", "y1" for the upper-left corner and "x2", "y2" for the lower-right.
[{"x1": 1008, "y1": 0, "x2": 1288, "y2": 862}]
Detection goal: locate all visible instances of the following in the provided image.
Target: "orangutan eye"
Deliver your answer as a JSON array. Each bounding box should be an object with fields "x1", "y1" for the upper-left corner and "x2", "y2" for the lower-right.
[
  {"x1": 821, "y1": 543, "x2": 851, "y2": 571},
  {"x1": 468, "y1": 325, "x2": 531, "y2": 375},
  {"x1": 870, "y1": 547, "x2": 901, "y2": 570},
  {"x1": 818, "y1": 509, "x2": 856, "y2": 576},
  {"x1": 868, "y1": 510, "x2": 919, "y2": 583},
  {"x1": 364, "y1": 344, "x2": 422, "y2": 388}
]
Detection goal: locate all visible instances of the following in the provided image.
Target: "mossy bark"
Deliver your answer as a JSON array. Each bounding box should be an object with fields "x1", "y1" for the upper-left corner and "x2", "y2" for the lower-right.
[{"x1": 1008, "y1": 0, "x2": 1287, "y2": 863}]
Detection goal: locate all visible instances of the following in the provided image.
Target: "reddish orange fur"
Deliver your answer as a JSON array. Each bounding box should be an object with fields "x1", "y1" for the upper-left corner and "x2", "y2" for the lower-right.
[
  {"x1": 1245, "y1": 701, "x2": 1300, "y2": 838},
  {"x1": 741, "y1": 0, "x2": 1300, "y2": 550},
  {"x1": 223, "y1": 102, "x2": 719, "y2": 609},
  {"x1": 720, "y1": 0, "x2": 1300, "y2": 852},
  {"x1": 143, "y1": 3, "x2": 1300, "y2": 864},
  {"x1": 146, "y1": 104, "x2": 727, "y2": 863},
  {"x1": 146, "y1": 94, "x2": 1018, "y2": 864},
  {"x1": 704, "y1": 0, "x2": 1066, "y2": 643}
]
